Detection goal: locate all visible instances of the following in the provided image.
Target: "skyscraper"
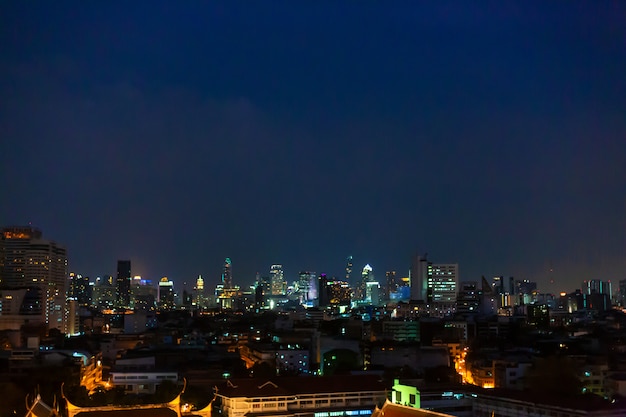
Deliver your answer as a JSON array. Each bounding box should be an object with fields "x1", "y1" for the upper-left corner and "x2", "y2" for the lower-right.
[
  {"x1": 0, "y1": 226, "x2": 67, "y2": 330},
  {"x1": 410, "y1": 253, "x2": 429, "y2": 302},
  {"x1": 222, "y1": 258, "x2": 233, "y2": 289},
  {"x1": 116, "y1": 260, "x2": 131, "y2": 308},
  {"x1": 194, "y1": 275, "x2": 205, "y2": 308},
  {"x1": 357, "y1": 264, "x2": 375, "y2": 301},
  {"x1": 385, "y1": 271, "x2": 397, "y2": 301},
  {"x1": 270, "y1": 264, "x2": 285, "y2": 295},
  {"x1": 298, "y1": 271, "x2": 317, "y2": 304},
  {"x1": 69, "y1": 272, "x2": 92, "y2": 307},
  {"x1": 345, "y1": 256, "x2": 353, "y2": 284},
  {"x1": 158, "y1": 277, "x2": 174, "y2": 309},
  {"x1": 427, "y1": 264, "x2": 458, "y2": 303}
]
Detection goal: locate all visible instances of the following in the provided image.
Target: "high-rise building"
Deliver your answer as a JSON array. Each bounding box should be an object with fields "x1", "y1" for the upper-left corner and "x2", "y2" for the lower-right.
[
  {"x1": 327, "y1": 279, "x2": 352, "y2": 306},
  {"x1": 356, "y1": 264, "x2": 375, "y2": 301},
  {"x1": 410, "y1": 253, "x2": 429, "y2": 302},
  {"x1": 318, "y1": 273, "x2": 330, "y2": 307},
  {"x1": 427, "y1": 264, "x2": 458, "y2": 303},
  {"x1": 270, "y1": 264, "x2": 285, "y2": 295},
  {"x1": 116, "y1": 260, "x2": 131, "y2": 308},
  {"x1": 456, "y1": 281, "x2": 480, "y2": 314},
  {"x1": 582, "y1": 280, "x2": 612, "y2": 298},
  {"x1": 345, "y1": 256, "x2": 353, "y2": 284},
  {"x1": 0, "y1": 226, "x2": 68, "y2": 330},
  {"x1": 366, "y1": 281, "x2": 381, "y2": 306},
  {"x1": 194, "y1": 275, "x2": 205, "y2": 309},
  {"x1": 158, "y1": 277, "x2": 175, "y2": 310},
  {"x1": 69, "y1": 272, "x2": 92, "y2": 307},
  {"x1": 222, "y1": 258, "x2": 233, "y2": 289},
  {"x1": 385, "y1": 271, "x2": 397, "y2": 301},
  {"x1": 298, "y1": 271, "x2": 317, "y2": 305},
  {"x1": 255, "y1": 276, "x2": 271, "y2": 308},
  {"x1": 619, "y1": 279, "x2": 626, "y2": 306},
  {"x1": 130, "y1": 276, "x2": 157, "y2": 311},
  {"x1": 492, "y1": 276, "x2": 503, "y2": 295},
  {"x1": 92, "y1": 275, "x2": 115, "y2": 309}
]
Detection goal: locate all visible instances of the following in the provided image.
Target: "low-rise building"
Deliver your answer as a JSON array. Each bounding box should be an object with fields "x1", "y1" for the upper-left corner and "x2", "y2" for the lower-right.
[{"x1": 212, "y1": 375, "x2": 388, "y2": 417}]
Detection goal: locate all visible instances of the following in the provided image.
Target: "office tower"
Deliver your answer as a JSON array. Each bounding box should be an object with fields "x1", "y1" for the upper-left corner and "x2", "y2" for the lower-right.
[
  {"x1": 410, "y1": 253, "x2": 429, "y2": 302},
  {"x1": 255, "y1": 276, "x2": 271, "y2": 308},
  {"x1": 346, "y1": 256, "x2": 353, "y2": 284},
  {"x1": 158, "y1": 277, "x2": 175, "y2": 309},
  {"x1": 385, "y1": 271, "x2": 397, "y2": 301},
  {"x1": 456, "y1": 281, "x2": 480, "y2": 314},
  {"x1": 116, "y1": 260, "x2": 131, "y2": 308},
  {"x1": 298, "y1": 271, "x2": 317, "y2": 304},
  {"x1": 357, "y1": 264, "x2": 375, "y2": 301},
  {"x1": 0, "y1": 226, "x2": 68, "y2": 330},
  {"x1": 92, "y1": 276, "x2": 116, "y2": 309},
  {"x1": 270, "y1": 264, "x2": 285, "y2": 295},
  {"x1": 194, "y1": 275, "x2": 205, "y2": 308},
  {"x1": 69, "y1": 272, "x2": 92, "y2": 307},
  {"x1": 427, "y1": 264, "x2": 458, "y2": 302},
  {"x1": 492, "y1": 276, "x2": 503, "y2": 295},
  {"x1": 130, "y1": 276, "x2": 157, "y2": 311},
  {"x1": 515, "y1": 279, "x2": 537, "y2": 305},
  {"x1": 318, "y1": 273, "x2": 330, "y2": 307},
  {"x1": 620, "y1": 279, "x2": 626, "y2": 306},
  {"x1": 222, "y1": 258, "x2": 233, "y2": 289},
  {"x1": 327, "y1": 279, "x2": 352, "y2": 306},
  {"x1": 366, "y1": 281, "x2": 381, "y2": 306},
  {"x1": 583, "y1": 280, "x2": 612, "y2": 298}
]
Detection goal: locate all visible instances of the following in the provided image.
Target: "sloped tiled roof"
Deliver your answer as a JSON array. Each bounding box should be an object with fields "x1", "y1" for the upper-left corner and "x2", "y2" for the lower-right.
[{"x1": 372, "y1": 401, "x2": 455, "y2": 417}]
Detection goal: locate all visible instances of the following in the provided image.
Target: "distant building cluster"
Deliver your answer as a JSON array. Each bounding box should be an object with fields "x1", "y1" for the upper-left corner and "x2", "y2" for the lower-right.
[
  {"x1": 3, "y1": 225, "x2": 626, "y2": 417},
  {"x1": 1, "y1": 225, "x2": 624, "y2": 336}
]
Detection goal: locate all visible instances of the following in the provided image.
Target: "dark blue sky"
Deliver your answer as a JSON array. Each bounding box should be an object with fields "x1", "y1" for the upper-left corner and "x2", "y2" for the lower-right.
[{"x1": 1, "y1": 2, "x2": 625, "y2": 293}]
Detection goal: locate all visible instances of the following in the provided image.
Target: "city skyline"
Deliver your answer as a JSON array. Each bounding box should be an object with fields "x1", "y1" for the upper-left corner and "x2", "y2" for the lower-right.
[{"x1": 1, "y1": 3, "x2": 625, "y2": 294}]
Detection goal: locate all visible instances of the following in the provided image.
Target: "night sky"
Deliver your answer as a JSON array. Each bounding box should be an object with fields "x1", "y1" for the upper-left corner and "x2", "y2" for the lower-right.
[{"x1": 1, "y1": 2, "x2": 625, "y2": 293}]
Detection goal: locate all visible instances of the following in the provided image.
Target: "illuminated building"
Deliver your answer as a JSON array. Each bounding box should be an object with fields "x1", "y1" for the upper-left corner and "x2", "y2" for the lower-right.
[
  {"x1": 298, "y1": 271, "x2": 317, "y2": 305},
  {"x1": 384, "y1": 270, "x2": 397, "y2": 301},
  {"x1": 346, "y1": 255, "x2": 353, "y2": 284},
  {"x1": 515, "y1": 279, "x2": 537, "y2": 305},
  {"x1": 223, "y1": 257, "x2": 233, "y2": 289},
  {"x1": 366, "y1": 281, "x2": 381, "y2": 306},
  {"x1": 92, "y1": 276, "x2": 115, "y2": 309},
  {"x1": 68, "y1": 272, "x2": 91, "y2": 307},
  {"x1": 270, "y1": 264, "x2": 285, "y2": 295},
  {"x1": 456, "y1": 281, "x2": 480, "y2": 314},
  {"x1": 427, "y1": 264, "x2": 458, "y2": 303},
  {"x1": 158, "y1": 277, "x2": 174, "y2": 309},
  {"x1": 327, "y1": 279, "x2": 352, "y2": 306},
  {"x1": 255, "y1": 276, "x2": 271, "y2": 308},
  {"x1": 194, "y1": 275, "x2": 205, "y2": 308},
  {"x1": 583, "y1": 279, "x2": 612, "y2": 298},
  {"x1": 116, "y1": 260, "x2": 131, "y2": 308},
  {"x1": 212, "y1": 375, "x2": 388, "y2": 417},
  {"x1": 390, "y1": 379, "x2": 420, "y2": 408},
  {"x1": 0, "y1": 226, "x2": 67, "y2": 331},
  {"x1": 357, "y1": 264, "x2": 374, "y2": 301},
  {"x1": 130, "y1": 276, "x2": 157, "y2": 311},
  {"x1": 318, "y1": 273, "x2": 330, "y2": 307}
]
